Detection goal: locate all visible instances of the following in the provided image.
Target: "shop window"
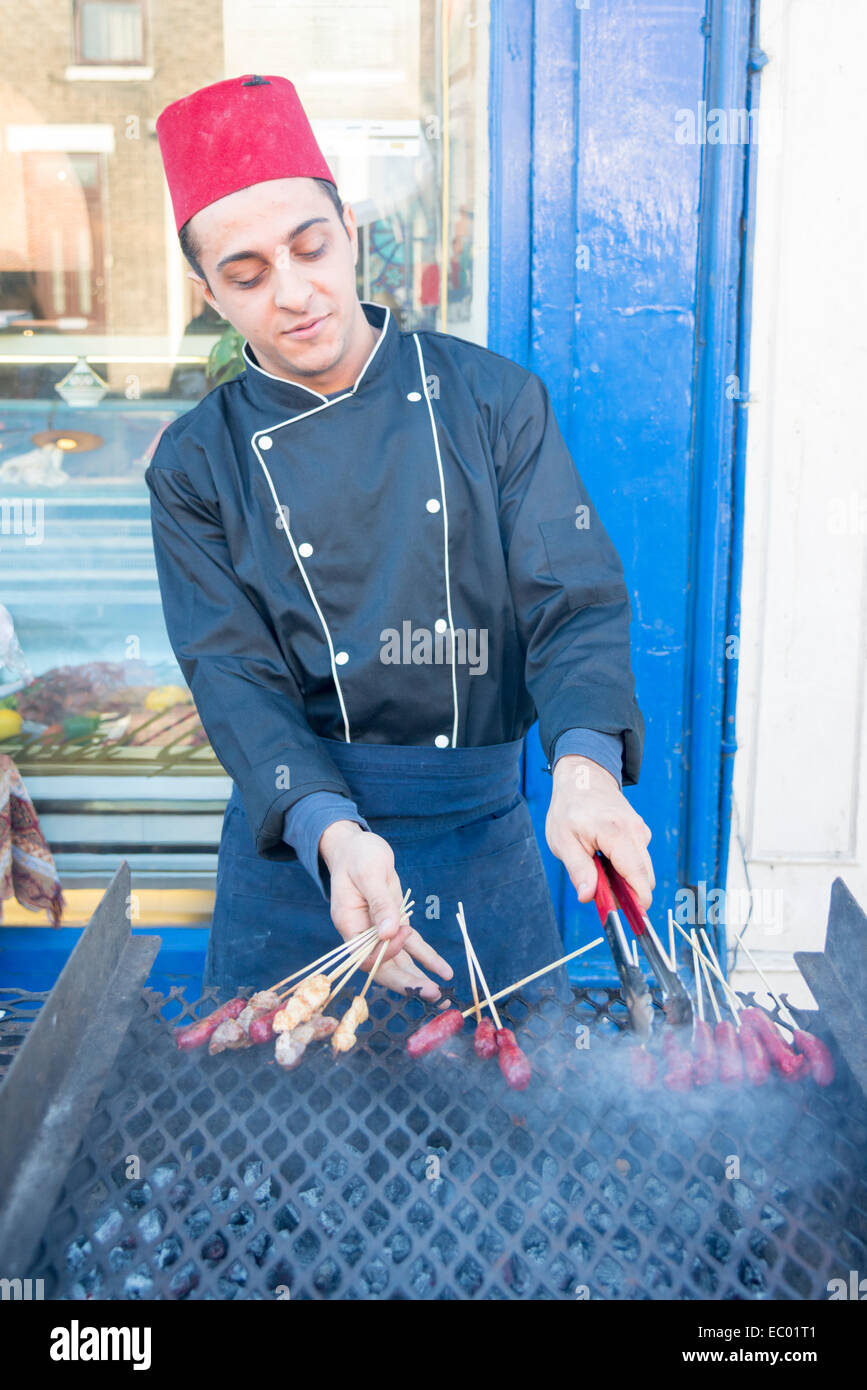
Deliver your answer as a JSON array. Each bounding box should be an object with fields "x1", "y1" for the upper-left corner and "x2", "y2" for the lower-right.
[{"x1": 74, "y1": 0, "x2": 145, "y2": 64}]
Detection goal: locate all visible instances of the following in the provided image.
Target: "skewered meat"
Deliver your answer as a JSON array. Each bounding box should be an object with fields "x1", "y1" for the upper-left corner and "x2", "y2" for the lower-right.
[
  {"x1": 175, "y1": 997, "x2": 245, "y2": 1051},
  {"x1": 332, "y1": 996, "x2": 370, "y2": 1054},
  {"x1": 209, "y1": 1020, "x2": 251, "y2": 1054},
  {"x1": 738, "y1": 1022, "x2": 771, "y2": 1085},
  {"x1": 274, "y1": 1013, "x2": 338, "y2": 1069},
  {"x1": 692, "y1": 1019, "x2": 718, "y2": 1085},
  {"x1": 237, "y1": 989, "x2": 284, "y2": 1037},
  {"x1": 740, "y1": 1008, "x2": 804, "y2": 1080},
  {"x1": 495, "y1": 1028, "x2": 532, "y2": 1090},
  {"x1": 249, "y1": 1006, "x2": 281, "y2": 1045},
  {"x1": 275, "y1": 1021, "x2": 316, "y2": 1070},
  {"x1": 474, "y1": 1018, "x2": 497, "y2": 1059},
  {"x1": 406, "y1": 1008, "x2": 464, "y2": 1058},
  {"x1": 630, "y1": 1046, "x2": 657, "y2": 1087},
  {"x1": 792, "y1": 1029, "x2": 834, "y2": 1086},
  {"x1": 249, "y1": 990, "x2": 282, "y2": 1013},
  {"x1": 273, "y1": 974, "x2": 330, "y2": 1033},
  {"x1": 662, "y1": 1030, "x2": 694, "y2": 1091},
  {"x1": 714, "y1": 1020, "x2": 744, "y2": 1084},
  {"x1": 310, "y1": 1014, "x2": 338, "y2": 1041}
]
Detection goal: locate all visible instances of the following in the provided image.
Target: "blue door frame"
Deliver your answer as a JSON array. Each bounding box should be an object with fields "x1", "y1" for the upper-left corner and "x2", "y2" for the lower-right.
[{"x1": 488, "y1": 0, "x2": 762, "y2": 980}]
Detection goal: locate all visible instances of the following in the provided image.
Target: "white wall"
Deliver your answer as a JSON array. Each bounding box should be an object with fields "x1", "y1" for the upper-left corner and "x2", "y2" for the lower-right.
[{"x1": 726, "y1": 0, "x2": 867, "y2": 1008}]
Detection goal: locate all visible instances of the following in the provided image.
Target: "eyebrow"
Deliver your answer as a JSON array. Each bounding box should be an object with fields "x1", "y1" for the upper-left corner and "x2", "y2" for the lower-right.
[{"x1": 216, "y1": 217, "x2": 330, "y2": 272}]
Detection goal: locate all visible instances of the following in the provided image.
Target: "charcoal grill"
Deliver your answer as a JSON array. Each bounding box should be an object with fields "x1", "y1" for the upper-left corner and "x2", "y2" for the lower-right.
[{"x1": 1, "y1": 871, "x2": 866, "y2": 1300}]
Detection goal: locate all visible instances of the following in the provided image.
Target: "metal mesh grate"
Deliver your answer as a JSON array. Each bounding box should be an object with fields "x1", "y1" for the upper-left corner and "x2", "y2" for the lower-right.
[
  {"x1": 0, "y1": 989, "x2": 45, "y2": 1086},
  {"x1": 13, "y1": 984, "x2": 867, "y2": 1300}
]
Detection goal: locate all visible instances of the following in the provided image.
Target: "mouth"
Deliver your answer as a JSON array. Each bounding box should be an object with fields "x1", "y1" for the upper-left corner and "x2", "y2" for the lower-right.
[{"x1": 282, "y1": 314, "x2": 330, "y2": 340}]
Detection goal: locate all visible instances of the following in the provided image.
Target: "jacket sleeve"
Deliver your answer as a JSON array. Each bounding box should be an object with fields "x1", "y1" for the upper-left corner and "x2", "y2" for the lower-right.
[
  {"x1": 144, "y1": 431, "x2": 360, "y2": 859},
  {"x1": 551, "y1": 728, "x2": 623, "y2": 786},
  {"x1": 493, "y1": 371, "x2": 645, "y2": 785}
]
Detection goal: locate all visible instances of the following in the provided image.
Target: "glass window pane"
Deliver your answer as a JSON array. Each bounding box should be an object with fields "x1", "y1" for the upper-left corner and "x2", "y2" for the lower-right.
[{"x1": 0, "y1": 1, "x2": 489, "y2": 868}]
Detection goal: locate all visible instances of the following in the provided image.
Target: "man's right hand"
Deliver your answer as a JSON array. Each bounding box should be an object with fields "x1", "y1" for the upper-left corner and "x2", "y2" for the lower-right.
[{"x1": 319, "y1": 820, "x2": 453, "y2": 1000}]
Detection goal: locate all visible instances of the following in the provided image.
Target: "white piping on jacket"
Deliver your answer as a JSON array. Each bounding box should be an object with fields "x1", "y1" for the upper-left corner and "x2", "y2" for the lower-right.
[
  {"x1": 412, "y1": 333, "x2": 459, "y2": 748},
  {"x1": 249, "y1": 305, "x2": 392, "y2": 743},
  {"x1": 249, "y1": 305, "x2": 459, "y2": 750}
]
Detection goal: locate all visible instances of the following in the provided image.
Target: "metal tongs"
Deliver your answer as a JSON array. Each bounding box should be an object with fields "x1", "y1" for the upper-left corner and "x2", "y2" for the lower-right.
[
  {"x1": 592, "y1": 856, "x2": 655, "y2": 1040},
  {"x1": 594, "y1": 853, "x2": 693, "y2": 1031}
]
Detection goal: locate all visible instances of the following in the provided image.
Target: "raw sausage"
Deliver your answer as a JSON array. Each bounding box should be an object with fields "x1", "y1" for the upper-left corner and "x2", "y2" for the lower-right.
[
  {"x1": 792, "y1": 1029, "x2": 834, "y2": 1086},
  {"x1": 692, "y1": 1019, "x2": 718, "y2": 1085},
  {"x1": 495, "y1": 1028, "x2": 532, "y2": 1090},
  {"x1": 474, "y1": 1018, "x2": 497, "y2": 1059},
  {"x1": 175, "y1": 997, "x2": 245, "y2": 1051},
  {"x1": 740, "y1": 1008, "x2": 804, "y2": 1081},
  {"x1": 714, "y1": 1020, "x2": 744, "y2": 1084},
  {"x1": 737, "y1": 1021, "x2": 770, "y2": 1085},
  {"x1": 662, "y1": 1029, "x2": 694, "y2": 1091},
  {"x1": 406, "y1": 1008, "x2": 464, "y2": 1058}
]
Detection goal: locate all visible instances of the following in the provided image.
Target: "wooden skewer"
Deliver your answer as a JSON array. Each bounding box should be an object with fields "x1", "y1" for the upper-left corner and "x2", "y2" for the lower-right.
[
  {"x1": 464, "y1": 932, "x2": 482, "y2": 1023},
  {"x1": 699, "y1": 951, "x2": 722, "y2": 1024},
  {"x1": 359, "y1": 939, "x2": 389, "y2": 1002},
  {"x1": 459, "y1": 936, "x2": 605, "y2": 1019},
  {"x1": 267, "y1": 925, "x2": 378, "y2": 993},
  {"x1": 326, "y1": 940, "x2": 382, "y2": 1007},
  {"x1": 327, "y1": 892, "x2": 415, "y2": 1007},
  {"x1": 690, "y1": 930, "x2": 705, "y2": 1023},
  {"x1": 669, "y1": 916, "x2": 742, "y2": 1027},
  {"x1": 728, "y1": 921, "x2": 799, "y2": 1030},
  {"x1": 456, "y1": 902, "x2": 501, "y2": 1030}
]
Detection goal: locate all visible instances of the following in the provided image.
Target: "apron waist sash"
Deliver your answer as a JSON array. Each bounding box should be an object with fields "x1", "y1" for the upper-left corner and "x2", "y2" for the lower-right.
[{"x1": 313, "y1": 735, "x2": 525, "y2": 834}]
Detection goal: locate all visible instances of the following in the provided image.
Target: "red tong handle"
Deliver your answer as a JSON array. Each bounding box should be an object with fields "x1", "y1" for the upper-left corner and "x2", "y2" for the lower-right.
[
  {"x1": 599, "y1": 854, "x2": 647, "y2": 936},
  {"x1": 592, "y1": 854, "x2": 619, "y2": 923}
]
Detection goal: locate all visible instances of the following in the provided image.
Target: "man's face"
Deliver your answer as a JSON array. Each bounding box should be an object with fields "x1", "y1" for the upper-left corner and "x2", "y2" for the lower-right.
[{"x1": 188, "y1": 177, "x2": 361, "y2": 384}]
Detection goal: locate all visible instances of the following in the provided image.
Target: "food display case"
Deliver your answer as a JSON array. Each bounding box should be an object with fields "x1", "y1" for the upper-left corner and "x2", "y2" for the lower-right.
[{"x1": 1, "y1": 396, "x2": 231, "y2": 896}]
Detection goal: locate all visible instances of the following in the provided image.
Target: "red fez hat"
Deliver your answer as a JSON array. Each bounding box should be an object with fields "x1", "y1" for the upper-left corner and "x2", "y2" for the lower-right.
[{"x1": 156, "y1": 74, "x2": 336, "y2": 233}]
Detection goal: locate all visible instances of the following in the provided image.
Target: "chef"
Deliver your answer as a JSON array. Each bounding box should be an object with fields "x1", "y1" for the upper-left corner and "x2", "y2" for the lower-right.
[{"x1": 148, "y1": 74, "x2": 654, "y2": 1002}]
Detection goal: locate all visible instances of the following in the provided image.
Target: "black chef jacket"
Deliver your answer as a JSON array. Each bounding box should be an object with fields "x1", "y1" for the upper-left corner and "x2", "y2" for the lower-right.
[{"x1": 144, "y1": 300, "x2": 644, "y2": 861}]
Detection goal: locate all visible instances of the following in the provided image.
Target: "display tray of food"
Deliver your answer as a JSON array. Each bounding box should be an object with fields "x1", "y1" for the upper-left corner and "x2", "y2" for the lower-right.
[{"x1": 0, "y1": 660, "x2": 222, "y2": 776}]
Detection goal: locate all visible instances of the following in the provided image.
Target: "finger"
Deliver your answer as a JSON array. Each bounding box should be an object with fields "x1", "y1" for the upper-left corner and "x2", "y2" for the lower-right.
[
  {"x1": 364, "y1": 885, "x2": 405, "y2": 936},
  {"x1": 359, "y1": 922, "x2": 411, "y2": 971},
  {"x1": 559, "y1": 840, "x2": 599, "y2": 904},
  {"x1": 401, "y1": 928, "x2": 453, "y2": 981},
  {"x1": 375, "y1": 952, "x2": 441, "y2": 1001},
  {"x1": 602, "y1": 835, "x2": 655, "y2": 912}
]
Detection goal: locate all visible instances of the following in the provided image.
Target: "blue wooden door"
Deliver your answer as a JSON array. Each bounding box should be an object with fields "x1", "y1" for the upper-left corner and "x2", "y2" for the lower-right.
[{"x1": 487, "y1": 0, "x2": 758, "y2": 980}]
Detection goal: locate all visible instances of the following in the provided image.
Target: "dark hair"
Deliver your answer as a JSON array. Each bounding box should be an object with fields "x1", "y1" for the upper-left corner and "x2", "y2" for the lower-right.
[{"x1": 178, "y1": 177, "x2": 346, "y2": 290}]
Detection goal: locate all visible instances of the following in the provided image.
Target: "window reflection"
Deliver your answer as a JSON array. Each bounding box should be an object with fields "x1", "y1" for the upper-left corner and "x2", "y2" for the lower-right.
[{"x1": 0, "y1": 0, "x2": 489, "y2": 809}]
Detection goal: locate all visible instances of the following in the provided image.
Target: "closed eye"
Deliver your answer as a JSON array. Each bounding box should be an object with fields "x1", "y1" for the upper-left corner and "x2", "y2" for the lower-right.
[{"x1": 234, "y1": 245, "x2": 326, "y2": 288}]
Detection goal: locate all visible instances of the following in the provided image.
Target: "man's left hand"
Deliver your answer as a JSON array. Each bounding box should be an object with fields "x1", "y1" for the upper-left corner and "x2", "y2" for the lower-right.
[{"x1": 544, "y1": 754, "x2": 655, "y2": 911}]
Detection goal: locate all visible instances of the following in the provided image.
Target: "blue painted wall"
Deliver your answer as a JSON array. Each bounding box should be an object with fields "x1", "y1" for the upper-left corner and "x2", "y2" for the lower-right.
[{"x1": 489, "y1": 0, "x2": 756, "y2": 980}]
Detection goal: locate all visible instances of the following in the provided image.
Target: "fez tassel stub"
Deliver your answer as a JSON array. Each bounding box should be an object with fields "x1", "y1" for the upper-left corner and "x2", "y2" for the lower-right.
[{"x1": 155, "y1": 73, "x2": 336, "y2": 233}]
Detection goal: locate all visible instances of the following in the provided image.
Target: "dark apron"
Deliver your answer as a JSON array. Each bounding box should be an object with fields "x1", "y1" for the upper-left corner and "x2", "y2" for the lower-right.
[{"x1": 204, "y1": 736, "x2": 570, "y2": 1005}]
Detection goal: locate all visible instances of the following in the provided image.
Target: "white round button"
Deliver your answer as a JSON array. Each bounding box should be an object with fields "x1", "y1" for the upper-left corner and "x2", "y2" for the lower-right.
[
  {"x1": 435, "y1": 619, "x2": 448, "y2": 633},
  {"x1": 407, "y1": 390, "x2": 422, "y2": 402},
  {"x1": 335, "y1": 651, "x2": 349, "y2": 665},
  {"x1": 298, "y1": 542, "x2": 314, "y2": 558},
  {"x1": 434, "y1": 734, "x2": 450, "y2": 748},
  {"x1": 426, "y1": 498, "x2": 441, "y2": 513},
  {"x1": 259, "y1": 435, "x2": 273, "y2": 449}
]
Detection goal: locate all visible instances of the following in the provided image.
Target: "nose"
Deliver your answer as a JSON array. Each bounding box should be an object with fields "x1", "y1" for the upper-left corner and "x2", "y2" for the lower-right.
[{"x1": 271, "y1": 253, "x2": 314, "y2": 315}]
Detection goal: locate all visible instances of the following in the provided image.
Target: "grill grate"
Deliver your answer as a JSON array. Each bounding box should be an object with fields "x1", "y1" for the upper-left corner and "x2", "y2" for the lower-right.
[{"x1": 13, "y1": 984, "x2": 867, "y2": 1301}]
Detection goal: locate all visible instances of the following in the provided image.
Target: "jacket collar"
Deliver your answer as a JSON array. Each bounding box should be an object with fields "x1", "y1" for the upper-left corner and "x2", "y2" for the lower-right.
[{"x1": 239, "y1": 300, "x2": 396, "y2": 416}]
